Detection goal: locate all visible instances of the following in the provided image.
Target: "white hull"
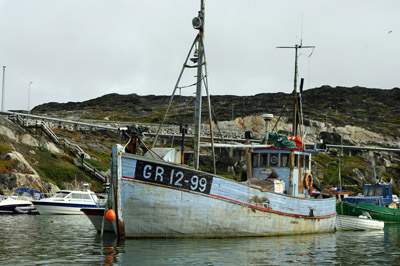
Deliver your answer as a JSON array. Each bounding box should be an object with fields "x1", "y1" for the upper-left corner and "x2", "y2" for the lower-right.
[
  {"x1": 117, "y1": 180, "x2": 336, "y2": 237},
  {"x1": 0, "y1": 198, "x2": 33, "y2": 214},
  {"x1": 32, "y1": 189, "x2": 102, "y2": 215},
  {"x1": 110, "y1": 145, "x2": 337, "y2": 238},
  {"x1": 336, "y1": 215, "x2": 384, "y2": 231},
  {"x1": 33, "y1": 202, "x2": 97, "y2": 215}
]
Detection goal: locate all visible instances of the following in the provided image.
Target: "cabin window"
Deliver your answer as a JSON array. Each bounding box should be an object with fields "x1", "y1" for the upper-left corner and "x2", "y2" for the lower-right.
[
  {"x1": 55, "y1": 192, "x2": 69, "y2": 198},
  {"x1": 367, "y1": 187, "x2": 374, "y2": 196},
  {"x1": 261, "y1": 154, "x2": 268, "y2": 167},
  {"x1": 294, "y1": 155, "x2": 299, "y2": 168},
  {"x1": 72, "y1": 193, "x2": 82, "y2": 199},
  {"x1": 281, "y1": 154, "x2": 290, "y2": 168},
  {"x1": 385, "y1": 187, "x2": 390, "y2": 197},
  {"x1": 375, "y1": 186, "x2": 383, "y2": 196},
  {"x1": 252, "y1": 153, "x2": 259, "y2": 167},
  {"x1": 299, "y1": 155, "x2": 304, "y2": 168},
  {"x1": 82, "y1": 194, "x2": 91, "y2": 200},
  {"x1": 362, "y1": 186, "x2": 368, "y2": 196},
  {"x1": 269, "y1": 153, "x2": 279, "y2": 167},
  {"x1": 305, "y1": 156, "x2": 310, "y2": 169}
]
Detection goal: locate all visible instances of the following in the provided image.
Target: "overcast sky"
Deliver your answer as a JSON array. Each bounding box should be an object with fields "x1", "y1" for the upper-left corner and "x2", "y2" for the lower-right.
[{"x1": 0, "y1": 0, "x2": 399, "y2": 111}]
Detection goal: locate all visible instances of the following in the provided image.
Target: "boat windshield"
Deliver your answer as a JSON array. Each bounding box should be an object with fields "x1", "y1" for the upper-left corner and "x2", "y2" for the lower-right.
[
  {"x1": 363, "y1": 186, "x2": 383, "y2": 197},
  {"x1": 52, "y1": 191, "x2": 71, "y2": 198}
]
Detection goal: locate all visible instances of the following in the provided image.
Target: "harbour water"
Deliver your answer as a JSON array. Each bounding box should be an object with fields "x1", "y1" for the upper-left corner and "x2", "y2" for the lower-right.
[{"x1": 1, "y1": 214, "x2": 400, "y2": 265}]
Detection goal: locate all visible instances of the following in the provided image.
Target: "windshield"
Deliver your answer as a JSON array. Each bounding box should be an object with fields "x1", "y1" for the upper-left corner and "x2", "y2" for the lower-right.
[{"x1": 52, "y1": 191, "x2": 71, "y2": 198}]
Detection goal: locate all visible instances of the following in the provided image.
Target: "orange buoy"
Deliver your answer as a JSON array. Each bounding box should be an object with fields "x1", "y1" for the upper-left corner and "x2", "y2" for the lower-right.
[
  {"x1": 295, "y1": 136, "x2": 302, "y2": 143},
  {"x1": 105, "y1": 209, "x2": 116, "y2": 222}
]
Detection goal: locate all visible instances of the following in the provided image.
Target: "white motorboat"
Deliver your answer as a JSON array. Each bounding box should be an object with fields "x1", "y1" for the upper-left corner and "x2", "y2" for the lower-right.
[
  {"x1": 0, "y1": 188, "x2": 44, "y2": 214},
  {"x1": 32, "y1": 190, "x2": 104, "y2": 215},
  {"x1": 336, "y1": 213, "x2": 384, "y2": 231}
]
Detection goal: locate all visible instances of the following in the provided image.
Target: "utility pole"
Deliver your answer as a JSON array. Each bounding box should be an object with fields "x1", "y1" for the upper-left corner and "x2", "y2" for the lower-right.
[
  {"x1": 277, "y1": 43, "x2": 314, "y2": 136},
  {"x1": 1, "y1": 66, "x2": 5, "y2": 112},
  {"x1": 28, "y1": 81, "x2": 33, "y2": 113}
]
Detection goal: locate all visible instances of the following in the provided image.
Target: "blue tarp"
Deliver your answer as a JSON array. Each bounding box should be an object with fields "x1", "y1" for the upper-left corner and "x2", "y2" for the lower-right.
[{"x1": 13, "y1": 188, "x2": 44, "y2": 200}]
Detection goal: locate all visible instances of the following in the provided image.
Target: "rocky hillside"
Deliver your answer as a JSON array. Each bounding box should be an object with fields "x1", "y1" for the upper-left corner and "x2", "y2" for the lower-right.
[
  {"x1": 0, "y1": 116, "x2": 111, "y2": 195},
  {"x1": 32, "y1": 86, "x2": 400, "y2": 138},
  {"x1": 1, "y1": 85, "x2": 400, "y2": 195}
]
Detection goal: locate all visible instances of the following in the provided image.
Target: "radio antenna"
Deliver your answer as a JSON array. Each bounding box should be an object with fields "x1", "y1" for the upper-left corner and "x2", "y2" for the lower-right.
[{"x1": 277, "y1": 42, "x2": 315, "y2": 136}]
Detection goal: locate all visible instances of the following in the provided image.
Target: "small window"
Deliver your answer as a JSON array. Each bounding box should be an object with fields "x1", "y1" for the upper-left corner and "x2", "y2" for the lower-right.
[
  {"x1": 270, "y1": 153, "x2": 279, "y2": 167},
  {"x1": 299, "y1": 155, "x2": 304, "y2": 168},
  {"x1": 82, "y1": 194, "x2": 91, "y2": 200},
  {"x1": 281, "y1": 154, "x2": 289, "y2": 168},
  {"x1": 368, "y1": 188, "x2": 374, "y2": 197},
  {"x1": 294, "y1": 155, "x2": 299, "y2": 168},
  {"x1": 363, "y1": 186, "x2": 368, "y2": 196},
  {"x1": 375, "y1": 187, "x2": 383, "y2": 196},
  {"x1": 261, "y1": 154, "x2": 268, "y2": 167},
  {"x1": 305, "y1": 156, "x2": 310, "y2": 169},
  {"x1": 252, "y1": 153, "x2": 259, "y2": 167},
  {"x1": 72, "y1": 193, "x2": 82, "y2": 199}
]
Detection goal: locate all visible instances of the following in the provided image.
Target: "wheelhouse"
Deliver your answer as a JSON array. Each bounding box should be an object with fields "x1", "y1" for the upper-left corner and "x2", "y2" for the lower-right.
[{"x1": 251, "y1": 147, "x2": 312, "y2": 197}]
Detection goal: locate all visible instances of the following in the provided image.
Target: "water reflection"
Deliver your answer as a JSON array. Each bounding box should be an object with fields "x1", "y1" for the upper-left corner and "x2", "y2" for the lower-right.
[
  {"x1": 1, "y1": 215, "x2": 400, "y2": 265},
  {"x1": 115, "y1": 234, "x2": 338, "y2": 265}
]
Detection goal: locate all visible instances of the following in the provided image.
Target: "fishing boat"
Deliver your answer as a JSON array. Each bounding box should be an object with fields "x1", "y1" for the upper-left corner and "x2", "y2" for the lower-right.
[
  {"x1": 337, "y1": 200, "x2": 400, "y2": 223},
  {"x1": 336, "y1": 213, "x2": 384, "y2": 231},
  {"x1": 0, "y1": 188, "x2": 43, "y2": 214},
  {"x1": 32, "y1": 189, "x2": 104, "y2": 215},
  {"x1": 106, "y1": 1, "x2": 336, "y2": 238},
  {"x1": 337, "y1": 183, "x2": 400, "y2": 222}
]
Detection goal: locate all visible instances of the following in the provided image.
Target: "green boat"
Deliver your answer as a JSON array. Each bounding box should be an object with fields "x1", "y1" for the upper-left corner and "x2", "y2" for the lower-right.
[{"x1": 337, "y1": 201, "x2": 400, "y2": 223}]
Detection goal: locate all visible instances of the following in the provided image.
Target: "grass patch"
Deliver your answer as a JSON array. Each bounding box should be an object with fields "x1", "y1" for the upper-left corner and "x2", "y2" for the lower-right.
[
  {"x1": 85, "y1": 158, "x2": 109, "y2": 172},
  {"x1": 23, "y1": 146, "x2": 102, "y2": 190},
  {"x1": 85, "y1": 148, "x2": 111, "y2": 163},
  {"x1": 34, "y1": 161, "x2": 91, "y2": 190},
  {"x1": 0, "y1": 159, "x2": 14, "y2": 174},
  {"x1": 0, "y1": 142, "x2": 13, "y2": 154}
]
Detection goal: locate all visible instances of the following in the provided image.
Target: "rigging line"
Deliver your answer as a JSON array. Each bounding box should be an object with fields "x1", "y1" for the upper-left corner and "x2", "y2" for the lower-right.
[
  {"x1": 139, "y1": 137, "x2": 164, "y2": 161},
  {"x1": 184, "y1": 61, "x2": 207, "y2": 68},
  {"x1": 271, "y1": 103, "x2": 288, "y2": 133},
  {"x1": 199, "y1": 36, "x2": 216, "y2": 174},
  {"x1": 151, "y1": 34, "x2": 200, "y2": 149},
  {"x1": 271, "y1": 87, "x2": 295, "y2": 132},
  {"x1": 177, "y1": 75, "x2": 207, "y2": 89}
]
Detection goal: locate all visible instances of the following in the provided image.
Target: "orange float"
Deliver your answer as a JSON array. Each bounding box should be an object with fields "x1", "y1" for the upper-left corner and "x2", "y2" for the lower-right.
[{"x1": 105, "y1": 209, "x2": 116, "y2": 222}]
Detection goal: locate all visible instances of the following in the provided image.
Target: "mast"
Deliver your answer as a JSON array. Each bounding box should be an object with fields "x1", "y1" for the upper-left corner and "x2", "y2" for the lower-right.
[
  {"x1": 277, "y1": 43, "x2": 315, "y2": 136},
  {"x1": 193, "y1": 0, "x2": 205, "y2": 170},
  {"x1": 152, "y1": 0, "x2": 215, "y2": 172}
]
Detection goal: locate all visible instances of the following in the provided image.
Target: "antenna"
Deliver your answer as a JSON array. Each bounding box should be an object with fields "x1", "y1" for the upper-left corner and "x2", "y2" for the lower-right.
[{"x1": 277, "y1": 43, "x2": 315, "y2": 136}]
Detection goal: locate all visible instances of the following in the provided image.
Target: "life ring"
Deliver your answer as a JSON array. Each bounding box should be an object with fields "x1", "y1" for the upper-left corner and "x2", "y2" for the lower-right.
[{"x1": 304, "y1": 172, "x2": 313, "y2": 189}]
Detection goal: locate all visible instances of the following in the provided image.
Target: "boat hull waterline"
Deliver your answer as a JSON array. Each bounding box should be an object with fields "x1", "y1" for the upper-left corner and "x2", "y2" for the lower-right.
[
  {"x1": 33, "y1": 202, "x2": 99, "y2": 215},
  {"x1": 110, "y1": 145, "x2": 336, "y2": 238},
  {"x1": 81, "y1": 208, "x2": 114, "y2": 232}
]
